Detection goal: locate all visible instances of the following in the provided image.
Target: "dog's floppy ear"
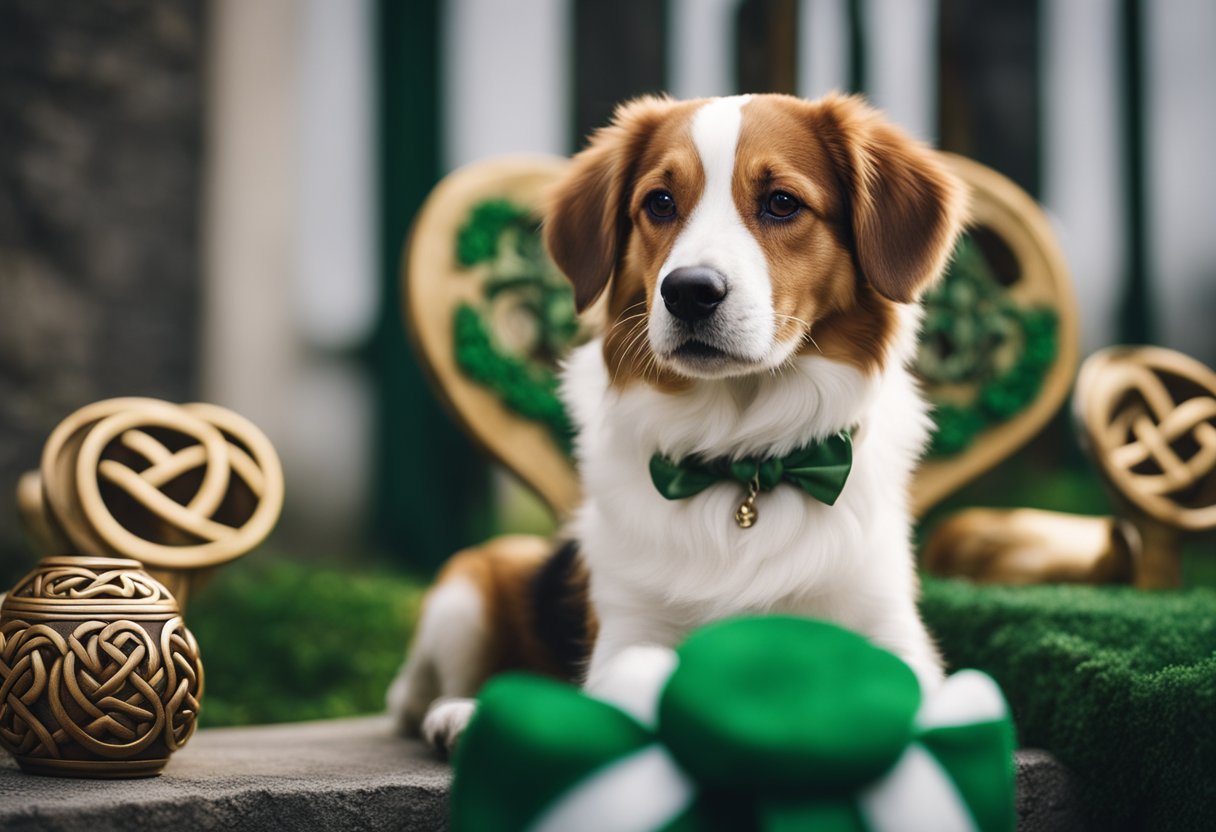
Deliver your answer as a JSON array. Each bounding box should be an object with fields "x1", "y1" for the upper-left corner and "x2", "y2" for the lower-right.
[
  {"x1": 814, "y1": 95, "x2": 967, "y2": 303},
  {"x1": 544, "y1": 96, "x2": 671, "y2": 312}
]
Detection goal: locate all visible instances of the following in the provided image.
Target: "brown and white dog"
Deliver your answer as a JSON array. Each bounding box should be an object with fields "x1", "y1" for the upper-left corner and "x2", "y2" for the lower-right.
[{"x1": 389, "y1": 93, "x2": 967, "y2": 751}]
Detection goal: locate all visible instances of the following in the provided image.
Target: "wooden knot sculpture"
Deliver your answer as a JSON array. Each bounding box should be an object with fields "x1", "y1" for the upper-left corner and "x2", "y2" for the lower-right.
[
  {"x1": 17, "y1": 397, "x2": 285, "y2": 605},
  {"x1": 2, "y1": 398, "x2": 282, "y2": 777},
  {"x1": 1076, "y1": 346, "x2": 1216, "y2": 587}
]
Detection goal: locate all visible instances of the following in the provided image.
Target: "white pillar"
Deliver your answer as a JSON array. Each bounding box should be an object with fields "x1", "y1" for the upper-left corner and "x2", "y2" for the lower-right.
[
  {"x1": 797, "y1": 0, "x2": 849, "y2": 101},
  {"x1": 669, "y1": 0, "x2": 741, "y2": 99},
  {"x1": 203, "y1": 0, "x2": 299, "y2": 440},
  {"x1": 864, "y1": 0, "x2": 938, "y2": 141},
  {"x1": 443, "y1": 0, "x2": 571, "y2": 170},
  {"x1": 1146, "y1": 0, "x2": 1216, "y2": 364},
  {"x1": 1041, "y1": 0, "x2": 1124, "y2": 355},
  {"x1": 295, "y1": 0, "x2": 377, "y2": 351},
  {"x1": 204, "y1": 0, "x2": 376, "y2": 546}
]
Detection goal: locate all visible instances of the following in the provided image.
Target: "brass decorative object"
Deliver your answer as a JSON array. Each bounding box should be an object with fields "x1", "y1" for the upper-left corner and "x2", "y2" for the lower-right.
[
  {"x1": 0, "y1": 557, "x2": 203, "y2": 778},
  {"x1": 1076, "y1": 346, "x2": 1216, "y2": 588},
  {"x1": 734, "y1": 478, "x2": 760, "y2": 529},
  {"x1": 17, "y1": 397, "x2": 285, "y2": 606},
  {"x1": 1, "y1": 398, "x2": 282, "y2": 777},
  {"x1": 923, "y1": 508, "x2": 1136, "y2": 585}
]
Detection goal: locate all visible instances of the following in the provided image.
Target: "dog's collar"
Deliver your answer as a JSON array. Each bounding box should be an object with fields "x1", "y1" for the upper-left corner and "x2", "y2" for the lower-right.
[{"x1": 648, "y1": 430, "x2": 853, "y2": 528}]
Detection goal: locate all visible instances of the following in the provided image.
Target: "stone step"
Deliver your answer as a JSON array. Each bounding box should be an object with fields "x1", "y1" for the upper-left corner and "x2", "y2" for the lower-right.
[{"x1": 0, "y1": 715, "x2": 1083, "y2": 831}]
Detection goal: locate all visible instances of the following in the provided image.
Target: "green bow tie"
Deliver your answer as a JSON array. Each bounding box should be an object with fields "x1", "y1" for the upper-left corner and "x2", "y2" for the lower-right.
[{"x1": 649, "y1": 430, "x2": 854, "y2": 508}]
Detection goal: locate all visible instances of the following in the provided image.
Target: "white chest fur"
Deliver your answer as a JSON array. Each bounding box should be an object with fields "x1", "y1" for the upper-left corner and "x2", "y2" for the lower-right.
[{"x1": 561, "y1": 317, "x2": 942, "y2": 686}]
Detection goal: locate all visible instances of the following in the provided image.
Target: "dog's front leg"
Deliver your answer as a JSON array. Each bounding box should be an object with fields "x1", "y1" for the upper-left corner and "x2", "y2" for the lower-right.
[
  {"x1": 418, "y1": 697, "x2": 477, "y2": 755},
  {"x1": 584, "y1": 594, "x2": 691, "y2": 691}
]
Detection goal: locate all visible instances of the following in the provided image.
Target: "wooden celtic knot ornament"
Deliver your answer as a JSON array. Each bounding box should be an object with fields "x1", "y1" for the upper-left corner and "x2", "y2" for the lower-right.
[
  {"x1": 1076, "y1": 346, "x2": 1216, "y2": 587},
  {"x1": 18, "y1": 397, "x2": 285, "y2": 605},
  {"x1": 0, "y1": 557, "x2": 203, "y2": 777}
]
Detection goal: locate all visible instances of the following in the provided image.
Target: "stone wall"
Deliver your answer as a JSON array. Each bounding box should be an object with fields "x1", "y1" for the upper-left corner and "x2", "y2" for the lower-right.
[{"x1": 0, "y1": 0, "x2": 204, "y2": 583}]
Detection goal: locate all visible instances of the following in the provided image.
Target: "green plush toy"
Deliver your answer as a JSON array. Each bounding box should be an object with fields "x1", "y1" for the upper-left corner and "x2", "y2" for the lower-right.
[{"x1": 451, "y1": 616, "x2": 1016, "y2": 832}]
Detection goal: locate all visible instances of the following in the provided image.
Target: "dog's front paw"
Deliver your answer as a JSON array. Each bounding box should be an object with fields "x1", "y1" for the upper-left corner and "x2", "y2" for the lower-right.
[{"x1": 421, "y1": 697, "x2": 477, "y2": 755}]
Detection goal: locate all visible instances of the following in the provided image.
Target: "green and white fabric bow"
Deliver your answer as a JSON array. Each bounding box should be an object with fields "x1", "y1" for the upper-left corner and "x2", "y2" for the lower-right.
[{"x1": 450, "y1": 616, "x2": 1015, "y2": 832}]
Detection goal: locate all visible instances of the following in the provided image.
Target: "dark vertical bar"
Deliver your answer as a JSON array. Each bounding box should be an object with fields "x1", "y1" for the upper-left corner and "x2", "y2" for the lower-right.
[
  {"x1": 574, "y1": 0, "x2": 667, "y2": 143},
  {"x1": 936, "y1": 0, "x2": 1041, "y2": 198},
  {"x1": 735, "y1": 0, "x2": 798, "y2": 95},
  {"x1": 847, "y1": 0, "x2": 867, "y2": 94},
  {"x1": 374, "y1": 0, "x2": 491, "y2": 572},
  {"x1": 1118, "y1": 0, "x2": 1153, "y2": 343}
]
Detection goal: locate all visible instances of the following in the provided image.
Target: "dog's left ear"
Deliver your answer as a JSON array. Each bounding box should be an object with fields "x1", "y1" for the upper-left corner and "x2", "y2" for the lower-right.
[
  {"x1": 544, "y1": 96, "x2": 674, "y2": 312},
  {"x1": 813, "y1": 95, "x2": 967, "y2": 303}
]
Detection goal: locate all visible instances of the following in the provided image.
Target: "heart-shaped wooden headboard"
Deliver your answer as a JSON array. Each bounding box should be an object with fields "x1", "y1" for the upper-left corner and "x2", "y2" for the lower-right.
[
  {"x1": 404, "y1": 153, "x2": 1078, "y2": 521},
  {"x1": 910, "y1": 154, "x2": 1079, "y2": 514}
]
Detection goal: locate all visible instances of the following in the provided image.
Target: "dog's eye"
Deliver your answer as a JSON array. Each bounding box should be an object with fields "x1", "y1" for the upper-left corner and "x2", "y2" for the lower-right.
[
  {"x1": 646, "y1": 190, "x2": 677, "y2": 221},
  {"x1": 764, "y1": 191, "x2": 801, "y2": 220}
]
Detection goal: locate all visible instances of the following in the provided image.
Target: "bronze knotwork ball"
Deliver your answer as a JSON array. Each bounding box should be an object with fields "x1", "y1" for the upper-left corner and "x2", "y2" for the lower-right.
[{"x1": 0, "y1": 557, "x2": 204, "y2": 778}]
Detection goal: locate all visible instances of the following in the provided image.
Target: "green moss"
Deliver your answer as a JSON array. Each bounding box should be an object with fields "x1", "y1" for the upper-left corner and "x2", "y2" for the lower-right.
[
  {"x1": 456, "y1": 200, "x2": 534, "y2": 267},
  {"x1": 923, "y1": 578, "x2": 1216, "y2": 831},
  {"x1": 918, "y1": 234, "x2": 1060, "y2": 457},
  {"x1": 453, "y1": 302, "x2": 574, "y2": 452},
  {"x1": 449, "y1": 198, "x2": 580, "y2": 453},
  {"x1": 187, "y1": 559, "x2": 427, "y2": 728}
]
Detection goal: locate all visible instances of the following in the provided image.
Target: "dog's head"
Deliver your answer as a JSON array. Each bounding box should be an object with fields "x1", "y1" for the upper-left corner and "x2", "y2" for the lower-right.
[{"x1": 544, "y1": 93, "x2": 966, "y2": 388}]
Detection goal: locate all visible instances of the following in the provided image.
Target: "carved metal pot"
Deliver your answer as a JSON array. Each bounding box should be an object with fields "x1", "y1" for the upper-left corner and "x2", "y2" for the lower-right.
[{"x1": 0, "y1": 556, "x2": 203, "y2": 778}]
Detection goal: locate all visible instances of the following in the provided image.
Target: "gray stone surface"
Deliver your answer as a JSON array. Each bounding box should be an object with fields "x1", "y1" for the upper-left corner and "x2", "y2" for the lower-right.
[
  {"x1": 0, "y1": 714, "x2": 1083, "y2": 831},
  {"x1": 0, "y1": 0, "x2": 204, "y2": 584},
  {"x1": 1016, "y1": 748, "x2": 1089, "y2": 832},
  {"x1": 0, "y1": 715, "x2": 450, "y2": 832}
]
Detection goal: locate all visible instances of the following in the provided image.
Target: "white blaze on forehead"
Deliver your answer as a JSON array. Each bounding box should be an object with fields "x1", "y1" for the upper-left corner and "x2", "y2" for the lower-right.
[
  {"x1": 666, "y1": 94, "x2": 753, "y2": 275},
  {"x1": 691, "y1": 95, "x2": 750, "y2": 194},
  {"x1": 653, "y1": 94, "x2": 779, "y2": 367}
]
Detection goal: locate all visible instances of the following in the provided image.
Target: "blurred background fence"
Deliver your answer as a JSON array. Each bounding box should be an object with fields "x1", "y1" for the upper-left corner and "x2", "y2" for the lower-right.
[{"x1": 2, "y1": 0, "x2": 1214, "y2": 585}]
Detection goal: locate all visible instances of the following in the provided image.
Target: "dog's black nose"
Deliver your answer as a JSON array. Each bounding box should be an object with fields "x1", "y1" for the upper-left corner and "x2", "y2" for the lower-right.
[{"x1": 661, "y1": 267, "x2": 728, "y2": 322}]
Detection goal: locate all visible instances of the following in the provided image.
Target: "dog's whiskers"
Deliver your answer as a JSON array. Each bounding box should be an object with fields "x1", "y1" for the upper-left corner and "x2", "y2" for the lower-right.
[
  {"x1": 774, "y1": 312, "x2": 811, "y2": 329},
  {"x1": 607, "y1": 303, "x2": 648, "y2": 335},
  {"x1": 620, "y1": 320, "x2": 650, "y2": 364},
  {"x1": 611, "y1": 316, "x2": 651, "y2": 384}
]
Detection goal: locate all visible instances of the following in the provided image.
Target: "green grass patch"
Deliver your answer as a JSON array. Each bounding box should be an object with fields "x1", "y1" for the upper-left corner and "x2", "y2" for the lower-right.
[
  {"x1": 187, "y1": 558, "x2": 427, "y2": 728},
  {"x1": 923, "y1": 577, "x2": 1216, "y2": 832}
]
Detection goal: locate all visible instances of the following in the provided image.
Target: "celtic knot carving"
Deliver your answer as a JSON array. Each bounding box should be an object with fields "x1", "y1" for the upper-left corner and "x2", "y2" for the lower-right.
[
  {"x1": 1080, "y1": 346, "x2": 1216, "y2": 533},
  {"x1": 160, "y1": 617, "x2": 203, "y2": 751},
  {"x1": 0, "y1": 620, "x2": 65, "y2": 758},
  {"x1": 1103, "y1": 366, "x2": 1216, "y2": 496},
  {"x1": 31, "y1": 397, "x2": 284, "y2": 571},
  {"x1": 11, "y1": 563, "x2": 171, "y2": 605},
  {"x1": 0, "y1": 615, "x2": 203, "y2": 764},
  {"x1": 56, "y1": 620, "x2": 166, "y2": 758}
]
